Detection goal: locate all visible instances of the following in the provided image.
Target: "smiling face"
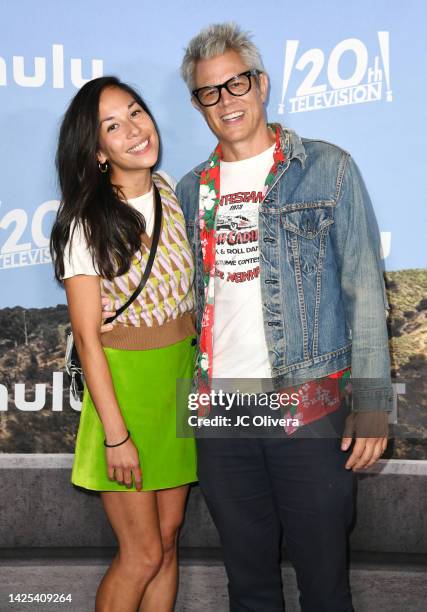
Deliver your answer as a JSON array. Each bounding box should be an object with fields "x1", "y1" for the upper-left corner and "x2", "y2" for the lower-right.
[
  {"x1": 97, "y1": 86, "x2": 159, "y2": 184},
  {"x1": 192, "y1": 49, "x2": 272, "y2": 161}
]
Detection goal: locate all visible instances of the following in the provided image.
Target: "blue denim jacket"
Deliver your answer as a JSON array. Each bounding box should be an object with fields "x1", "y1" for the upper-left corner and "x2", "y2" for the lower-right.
[{"x1": 176, "y1": 125, "x2": 393, "y2": 412}]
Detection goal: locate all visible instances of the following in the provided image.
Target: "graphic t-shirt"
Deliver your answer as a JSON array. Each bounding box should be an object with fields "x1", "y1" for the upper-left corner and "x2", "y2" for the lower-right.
[{"x1": 212, "y1": 144, "x2": 275, "y2": 379}]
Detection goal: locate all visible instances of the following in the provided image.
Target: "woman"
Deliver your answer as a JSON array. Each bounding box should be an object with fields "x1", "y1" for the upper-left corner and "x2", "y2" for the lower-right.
[{"x1": 50, "y1": 76, "x2": 197, "y2": 612}]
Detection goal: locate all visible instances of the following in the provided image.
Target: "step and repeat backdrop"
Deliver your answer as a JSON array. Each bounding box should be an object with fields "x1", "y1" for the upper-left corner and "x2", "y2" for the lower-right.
[{"x1": 0, "y1": 0, "x2": 425, "y2": 455}]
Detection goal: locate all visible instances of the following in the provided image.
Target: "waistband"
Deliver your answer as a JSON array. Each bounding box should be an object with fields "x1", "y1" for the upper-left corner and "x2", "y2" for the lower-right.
[{"x1": 100, "y1": 311, "x2": 196, "y2": 350}]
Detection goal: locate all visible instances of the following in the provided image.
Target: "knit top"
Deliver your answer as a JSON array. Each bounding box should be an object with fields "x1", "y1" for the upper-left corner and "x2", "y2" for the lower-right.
[{"x1": 63, "y1": 172, "x2": 196, "y2": 350}]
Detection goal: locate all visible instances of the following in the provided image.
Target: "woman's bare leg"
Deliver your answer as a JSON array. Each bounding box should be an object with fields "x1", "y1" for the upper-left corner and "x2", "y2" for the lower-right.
[
  {"x1": 139, "y1": 485, "x2": 189, "y2": 612},
  {"x1": 96, "y1": 491, "x2": 163, "y2": 612}
]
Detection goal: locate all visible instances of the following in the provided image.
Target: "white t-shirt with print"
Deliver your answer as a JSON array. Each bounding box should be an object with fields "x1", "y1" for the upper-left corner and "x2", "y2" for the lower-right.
[{"x1": 212, "y1": 145, "x2": 274, "y2": 379}]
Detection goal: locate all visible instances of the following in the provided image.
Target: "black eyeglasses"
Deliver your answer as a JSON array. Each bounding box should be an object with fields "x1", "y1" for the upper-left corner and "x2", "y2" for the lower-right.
[{"x1": 192, "y1": 69, "x2": 261, "y2": 107}]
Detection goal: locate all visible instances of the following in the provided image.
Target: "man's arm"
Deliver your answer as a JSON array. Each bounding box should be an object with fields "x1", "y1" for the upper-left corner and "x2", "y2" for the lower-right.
[
  {"x1": 333, "y1": 154, "x2": 393, "y2": 468},
  {"x1": 334, "y1": 154, "x2": 393, "y2": 409}
]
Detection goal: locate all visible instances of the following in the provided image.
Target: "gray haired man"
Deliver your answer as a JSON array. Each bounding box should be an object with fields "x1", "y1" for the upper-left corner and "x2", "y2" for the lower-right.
[{"x1": 175, "y1": 22, "x2": 392, "y2": 612}]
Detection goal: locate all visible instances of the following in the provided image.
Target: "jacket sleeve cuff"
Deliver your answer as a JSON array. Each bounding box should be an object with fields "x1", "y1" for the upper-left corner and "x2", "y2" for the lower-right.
[{"x1": 351, "y1": 386, "x2": 394, "y2": 412}]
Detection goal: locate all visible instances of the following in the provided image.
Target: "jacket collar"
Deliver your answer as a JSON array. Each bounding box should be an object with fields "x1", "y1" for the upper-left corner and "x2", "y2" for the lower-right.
[{"x1": 192, "y1": 123, "x2": 307, "y2": 178}]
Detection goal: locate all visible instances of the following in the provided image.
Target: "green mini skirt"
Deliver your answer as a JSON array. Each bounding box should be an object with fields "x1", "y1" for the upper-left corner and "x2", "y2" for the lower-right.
[{"x1": 71, "y1": 335, "x2": 197, "y2": 492}]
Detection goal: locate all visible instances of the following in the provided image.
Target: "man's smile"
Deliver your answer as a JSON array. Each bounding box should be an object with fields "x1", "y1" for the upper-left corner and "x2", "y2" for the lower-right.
[{"x1": 221, "y1": 111, "x2": 245, "y2": 123}]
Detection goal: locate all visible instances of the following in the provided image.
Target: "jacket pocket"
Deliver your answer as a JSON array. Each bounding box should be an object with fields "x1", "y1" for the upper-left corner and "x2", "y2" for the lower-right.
[{"x1": 281, "y1": 204, "x2": 334, "y2": 275}]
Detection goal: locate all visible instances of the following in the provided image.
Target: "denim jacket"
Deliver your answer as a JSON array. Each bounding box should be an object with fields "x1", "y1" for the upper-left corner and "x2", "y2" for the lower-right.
[{"x1": 176, "y1": 125, "x2": 393, "y2": 412}]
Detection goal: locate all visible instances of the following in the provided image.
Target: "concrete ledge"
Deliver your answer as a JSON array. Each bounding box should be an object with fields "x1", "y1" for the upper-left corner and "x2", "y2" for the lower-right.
[{"x1": 0, "y1": 456, "x2": 426, "y2": 553}]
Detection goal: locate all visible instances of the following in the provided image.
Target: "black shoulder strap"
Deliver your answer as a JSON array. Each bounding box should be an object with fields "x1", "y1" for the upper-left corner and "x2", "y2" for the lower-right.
[{"x1": 104, "y1": 183, "x2": 162, "y2": 325}]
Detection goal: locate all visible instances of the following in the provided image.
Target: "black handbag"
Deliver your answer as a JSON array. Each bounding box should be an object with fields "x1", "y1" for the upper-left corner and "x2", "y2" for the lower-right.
[{"x1": 65, "y1": 184, "x2": 163, "y2": 402}]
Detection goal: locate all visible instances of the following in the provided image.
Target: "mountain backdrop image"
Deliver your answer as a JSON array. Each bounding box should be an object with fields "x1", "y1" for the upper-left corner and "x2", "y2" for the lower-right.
[{"x1": 0, "y1": 269, "x2": 426, "y2": 457}]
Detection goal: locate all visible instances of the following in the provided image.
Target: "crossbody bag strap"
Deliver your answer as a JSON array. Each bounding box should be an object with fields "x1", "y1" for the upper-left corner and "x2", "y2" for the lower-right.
[{"x1": 104, "y1": 183, "x2": 163, "y2": 325}]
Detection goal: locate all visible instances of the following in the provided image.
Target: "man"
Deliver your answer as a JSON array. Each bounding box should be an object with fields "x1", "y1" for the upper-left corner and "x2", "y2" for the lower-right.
[{"x1": 175, "y1": 23, "x2": 393, "y2": 612}]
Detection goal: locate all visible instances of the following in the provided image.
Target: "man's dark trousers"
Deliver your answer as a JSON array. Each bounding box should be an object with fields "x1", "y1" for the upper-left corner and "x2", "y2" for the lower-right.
[{"x1": 196, "y1": 424, "x2": 356, "y2": 612}]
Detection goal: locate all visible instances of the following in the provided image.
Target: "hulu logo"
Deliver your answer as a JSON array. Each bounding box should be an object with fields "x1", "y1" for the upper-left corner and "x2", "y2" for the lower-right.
[
  {"x1": 0, "y1": 373, "x2": 81, "y2": 412},
  {"x1": 0, "y1": 44, "x2": 103, "y2": 88}
]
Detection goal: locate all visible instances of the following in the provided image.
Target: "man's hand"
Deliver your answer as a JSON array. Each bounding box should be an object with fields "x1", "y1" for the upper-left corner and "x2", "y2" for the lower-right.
[
  {"x1": 101, "y1": 297, "x2": 115, "y2": 333},
  {"x1": 341, "y1": 436, "x2": 387, "y2": 470},
  {"x1": 341, "y1": 411, "x2": 388, "y2": 470}
]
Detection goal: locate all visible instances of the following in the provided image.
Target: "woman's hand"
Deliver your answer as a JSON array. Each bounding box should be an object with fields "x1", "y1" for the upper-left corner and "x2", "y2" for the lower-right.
[{"x1": 106, "y1": 437, "x2": 143, "y2": 490}]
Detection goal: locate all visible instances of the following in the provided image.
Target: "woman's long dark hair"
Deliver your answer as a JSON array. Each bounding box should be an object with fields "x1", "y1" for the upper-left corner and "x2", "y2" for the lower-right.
[{"x1": 50, "y1": 76, "x2": 161, "y2": 281}]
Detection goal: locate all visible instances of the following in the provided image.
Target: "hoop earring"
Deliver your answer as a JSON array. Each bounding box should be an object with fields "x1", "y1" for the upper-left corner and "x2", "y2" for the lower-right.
[{"x1": 98, "y1": 161, "x2": 109, "y2": 174}]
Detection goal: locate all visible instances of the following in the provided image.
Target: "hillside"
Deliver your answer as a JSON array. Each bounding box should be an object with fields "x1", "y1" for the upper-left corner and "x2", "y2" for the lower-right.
[
  {"x1": 0, "y1": 268, "x2": 426, "y2": 456},
  {"x1": 385, "y1": 269, "x2": 427, "y2": 459}
]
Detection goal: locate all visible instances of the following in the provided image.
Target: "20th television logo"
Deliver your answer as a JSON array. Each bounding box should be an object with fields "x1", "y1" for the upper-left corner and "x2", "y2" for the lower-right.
[{"x1": 278, "y1": 32, "x2": 392, "y2": 114}]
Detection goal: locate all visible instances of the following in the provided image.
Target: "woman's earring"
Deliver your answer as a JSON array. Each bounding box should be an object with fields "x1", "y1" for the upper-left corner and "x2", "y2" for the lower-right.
[{"x1": 98, "y1": 161, "x2": 109, "y2": 173}]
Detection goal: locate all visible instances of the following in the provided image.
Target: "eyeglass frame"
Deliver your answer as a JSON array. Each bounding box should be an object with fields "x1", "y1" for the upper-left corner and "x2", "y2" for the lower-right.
[{"x1": 192, "y1": 69, "x2": 262, "y2": 107}]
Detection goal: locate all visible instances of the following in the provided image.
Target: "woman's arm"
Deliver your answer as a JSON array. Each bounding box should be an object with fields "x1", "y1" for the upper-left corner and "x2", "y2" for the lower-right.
[{"x1": 65, "y1": 275, "x2": 142, "y2": 489}]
